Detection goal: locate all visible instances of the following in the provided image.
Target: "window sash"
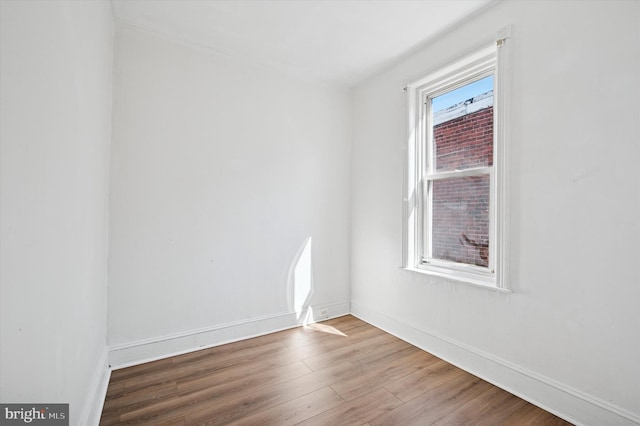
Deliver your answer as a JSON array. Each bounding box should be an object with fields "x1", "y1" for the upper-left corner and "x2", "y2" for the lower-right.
[
  {"x1": 417, "y1": 53, "x2": 497, "y2": 279},
  {"x1": 421, "y1": 169, "x2": 494, "y2": 272}
]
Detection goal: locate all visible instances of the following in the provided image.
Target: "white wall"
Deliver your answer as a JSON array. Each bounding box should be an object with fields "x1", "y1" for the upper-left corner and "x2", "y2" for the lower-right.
[
  {"x1": 0, "y1": 1, "x2": 113, "y2": 424},
  {"x1": 108, "y1": 27, "x2": 351, "y2": 357},
  {"x1": 350, "y1": 1, "x2": 640, "y2": 424}
]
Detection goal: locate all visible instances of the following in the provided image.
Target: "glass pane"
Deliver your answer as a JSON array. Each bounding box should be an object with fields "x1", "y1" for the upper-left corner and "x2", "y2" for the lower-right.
[
  {"x1": 430, "y1": 175, "x2": 490, "y2": 267},
  {"x1": 431, "y1": 75, "x2": 493, "y2": 172}
]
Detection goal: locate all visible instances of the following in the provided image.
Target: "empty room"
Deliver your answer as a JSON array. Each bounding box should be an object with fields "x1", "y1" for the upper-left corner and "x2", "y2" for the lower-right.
[{"x1": 1, "y1": 0, "x2": 639, "y2": 425}]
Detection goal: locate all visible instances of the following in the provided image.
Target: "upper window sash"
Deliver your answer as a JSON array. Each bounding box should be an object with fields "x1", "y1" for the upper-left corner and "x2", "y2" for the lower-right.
[{"x1": 424, "y1": 70, "x2": 495, "y2": 177}]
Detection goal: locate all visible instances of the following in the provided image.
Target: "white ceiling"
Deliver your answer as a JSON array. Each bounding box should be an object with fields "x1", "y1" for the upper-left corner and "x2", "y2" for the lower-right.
[{"x1": 112, "y1": 0, "x2": 493, "y2": 87}]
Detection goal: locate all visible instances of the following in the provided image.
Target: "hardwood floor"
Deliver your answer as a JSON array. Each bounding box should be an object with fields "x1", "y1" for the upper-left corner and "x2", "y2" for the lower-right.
[{"x1": 100, "y1": 315, "x2": 571, "y2": 425}]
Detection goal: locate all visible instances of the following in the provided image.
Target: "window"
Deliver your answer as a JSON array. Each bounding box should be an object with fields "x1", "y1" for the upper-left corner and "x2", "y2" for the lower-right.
[{"x1": 404, "y1": 29, "x2": 510, "y2": 290}]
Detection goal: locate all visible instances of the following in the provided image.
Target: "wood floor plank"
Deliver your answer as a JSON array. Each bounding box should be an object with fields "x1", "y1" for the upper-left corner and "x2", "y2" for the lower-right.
[
  {"x1": 155, "y1": 418, "x2": 186, "y2": 426},
  {"x1": 100, "y1": 315, "x2": 572, "y2": 426},
  {"x1": 176, "y1": 346, "x2": 306, "y2": 395},
  {"x1": 498, "y1": 402, "x2": 571, "y2": 426},
  {"x1": 102, "y1": 381, "x2": 179, "y2": 417},
  {"x1": 301, "y1": 331, "x2": 397, "y2": 371},
  {"x1": 226, "y1": 386, "x2": 345, "y2": 426},
  {"x1": 119, "y1": 361, "x2": 312, "y2": 424},
  {"x1": 432, "y1": 382, "x2": 516, "y2": 425},
  {"x1": 282, "y1": 323, "x2": 387, "y2": 359},
  {"x1": 171, "y1": 338, "x2": 286, "y2": 368},
  {"x1": 183, "y1": 361, "x2": 358, "y2": 425},
  {"x1": 110, "y1": 357, "x2": 174, "y2": 383},
  {"x1": 369, "y1": 369, "x2": 489, "y2": 425},
  {"x1": 345, "y1": 334, "x2": 415, "y2": 368},
  {"x1": 122, "y1": 341, "x2": 288, "y2": 393},
  {"x1": 104, "y1": 380, "x2": 125, "y2": 399},
  {"x1": 297, "y1": 388, "x2": 403, "y2": 426},
  {"x1": 330, "y1": 345, "x2": 437, "y2": 401},
  {"x1": 384, "y1": 358, "x2": 460, "y2": 402},
  {"x1": 470, "y1": 396, "x2": 531, "y2": 426}
]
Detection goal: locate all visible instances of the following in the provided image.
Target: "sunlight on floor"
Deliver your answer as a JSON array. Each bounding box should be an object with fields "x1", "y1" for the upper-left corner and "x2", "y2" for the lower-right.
[{"x1": 303, "y1": 321, "x2": 348, "y2": 337}]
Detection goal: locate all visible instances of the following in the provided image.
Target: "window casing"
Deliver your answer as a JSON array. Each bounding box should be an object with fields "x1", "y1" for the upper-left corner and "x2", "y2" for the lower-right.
[{"x1": 404, "y1": 31, "x2": 510, "y2": 290}]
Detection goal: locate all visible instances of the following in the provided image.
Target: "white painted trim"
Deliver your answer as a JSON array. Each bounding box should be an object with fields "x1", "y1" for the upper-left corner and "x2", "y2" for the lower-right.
[
  {"x1": 404, "y1": 34, "x2": 509, "y2": 290},
  {"x1": 494, "y1": 26, "x2": 511, "y2": 290},
  {"x1": 401, "y1": 267, "x2": 510, "y2": 292},
  {"x1": 79, "y1": 349, "x2": 111, "y2": 426},
  {"x1": 108, "y1": 302, "x2": 350, "y2": 369},
  {"x1": 350, "y1": 301, "x2": 640, "y2": 426}
]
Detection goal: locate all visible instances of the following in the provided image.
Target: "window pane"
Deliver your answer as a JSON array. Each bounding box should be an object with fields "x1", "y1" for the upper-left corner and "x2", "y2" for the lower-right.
[
  {"x1": 432, "y1": 75, "x2": 493, "y2": 172},
  {"x1": 430, "y1": 175, "x2": 490, "y2": 267}
]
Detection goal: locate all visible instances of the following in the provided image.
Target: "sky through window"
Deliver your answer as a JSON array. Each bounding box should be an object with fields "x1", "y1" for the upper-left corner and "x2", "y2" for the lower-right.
[{"x1": 432, "y1": 75, "x2": 493, "y2": 113}]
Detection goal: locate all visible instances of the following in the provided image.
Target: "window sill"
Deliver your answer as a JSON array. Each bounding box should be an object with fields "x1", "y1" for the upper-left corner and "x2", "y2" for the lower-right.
[{"x1": 400, "y1": 266, "x2": 511, "y2": 293}]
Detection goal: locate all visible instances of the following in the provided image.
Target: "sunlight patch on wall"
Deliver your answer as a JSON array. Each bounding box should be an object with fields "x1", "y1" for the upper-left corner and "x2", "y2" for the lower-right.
[{"x1": 291, "y1": 237, "x2": 313, "y2": 320}]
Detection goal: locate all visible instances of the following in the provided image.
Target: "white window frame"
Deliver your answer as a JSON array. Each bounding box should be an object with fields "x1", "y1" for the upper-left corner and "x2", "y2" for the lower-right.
[{"x1": 403, "y1": 28, "x2": 510, "y2": 290}]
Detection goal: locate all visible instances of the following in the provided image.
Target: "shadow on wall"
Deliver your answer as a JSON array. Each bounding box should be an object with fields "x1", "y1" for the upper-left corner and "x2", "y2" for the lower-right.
[{"x1": 287, "y1": 237, "x2": 314, "y2": 322}]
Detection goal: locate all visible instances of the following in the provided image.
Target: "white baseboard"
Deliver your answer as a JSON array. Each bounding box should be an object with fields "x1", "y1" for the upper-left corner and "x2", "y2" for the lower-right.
[
  {"x1": 80, "y1": 348, "x2": 111, "y2": 426},
  {"x1": 108, "y1": 302, "x2": 350, "y2": 369},
  {"x1": 350, "y1": 301, "x2": 640, "y2": 426}
]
